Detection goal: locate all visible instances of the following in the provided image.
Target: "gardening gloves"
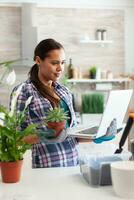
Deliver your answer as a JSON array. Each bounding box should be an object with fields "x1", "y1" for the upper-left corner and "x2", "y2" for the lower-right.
[
  {"x1": 93, "y1": 119, "x2": 117, "y2": 143},
  {"x1": 93, "y1": 134, "x2": 115, "y2": 143},
  {"x1": 37, "y1": 119, "x2": 118, "y2": 144},
  {"x1": 38, "y1": 128, "x2": 68, "y2": 143}
]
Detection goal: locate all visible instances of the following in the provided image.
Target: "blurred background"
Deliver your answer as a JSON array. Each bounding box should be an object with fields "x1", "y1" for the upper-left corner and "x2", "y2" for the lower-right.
[{"x1": 0, "y1": 0, "x2": 134, "y2": 148}]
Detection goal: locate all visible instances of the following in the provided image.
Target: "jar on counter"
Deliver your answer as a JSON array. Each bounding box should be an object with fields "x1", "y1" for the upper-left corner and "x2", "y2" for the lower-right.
[
  {"x1": 107, "y1": 70, "x2": 113, "y2": 79},
  {"x1": 96, "y1": 68, "x2": 101, "y2": 79},
  {"x1": 101, "y1": 70, "x2": 107, "y2": 79},
  {"x1": 102, "y1": 29, "x2": 107, "y2": 40},
  {"x1": 78, "y1": 68, "x2": 82, "y2": 79},
  {"x1": 72, "y1": 67, "x2": 78, "y2": 79},
  {"x1": 96, "y1": 29, "x2": 102, "y2": 40}
]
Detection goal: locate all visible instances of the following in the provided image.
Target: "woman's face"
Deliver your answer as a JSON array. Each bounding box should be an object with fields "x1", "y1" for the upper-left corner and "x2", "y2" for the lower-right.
[{"x1": 36, "y1": 48, "x2": 66, "y2": 82}]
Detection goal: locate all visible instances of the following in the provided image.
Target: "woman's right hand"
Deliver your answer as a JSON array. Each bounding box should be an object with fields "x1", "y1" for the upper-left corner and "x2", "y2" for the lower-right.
[{"x1": 22, "y1": 134, "x2": 39, "y2": 144}]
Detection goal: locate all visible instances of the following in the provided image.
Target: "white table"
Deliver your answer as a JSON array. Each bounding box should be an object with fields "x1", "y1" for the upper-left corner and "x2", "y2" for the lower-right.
[{"x1": 0, "y1": 152, "x2": 130, "y2": 200}]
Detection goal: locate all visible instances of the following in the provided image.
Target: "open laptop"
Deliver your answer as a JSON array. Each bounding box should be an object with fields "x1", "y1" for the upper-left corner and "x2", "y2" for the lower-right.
[{"x1": 67, "y1": 89, "x2": 133, "y2": 139}]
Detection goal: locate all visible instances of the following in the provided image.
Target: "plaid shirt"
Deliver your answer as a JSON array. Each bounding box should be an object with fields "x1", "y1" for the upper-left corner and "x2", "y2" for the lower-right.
[{"x1": 11, "y1": 79, "x2": 79, "y2": 168}]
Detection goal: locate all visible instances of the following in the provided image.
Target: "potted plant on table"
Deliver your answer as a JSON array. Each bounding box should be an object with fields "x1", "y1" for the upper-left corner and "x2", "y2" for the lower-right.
[
  {"x1": 89, "y1": 66, "x2": 97, "y2": 79},
  {"x1": 0, "y1": 85, "x2": 37, "y2": 183},
  {"x1": 45, "y1": 107, "x2": 69, "y2": 138}
]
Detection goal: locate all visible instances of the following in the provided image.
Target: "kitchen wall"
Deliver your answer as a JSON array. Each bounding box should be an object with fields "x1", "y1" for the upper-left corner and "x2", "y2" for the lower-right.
[
  {"x1": 0, "y1": 0, "x2": 134, "y2": 151},
  {"x1": 37, "y1": 7, "x2": 124, "y2": 77},
  {"x1": 0, "y1": 2, "x2": 133, "y2": 108},
  {"x1": 0, "y1": 5, "x2": 125, "y2": 105},
  {"x1": 0, "y1": 5, "x2": 124, "y2": 75},
  {"x1": 0, "y1": 6, "x2": 21, "y2": 61},
  {"x1": 1, "y1": 0, "x2": 134, "y2": 7},
  {"x1": 0, "y1": 0, "x2": 134, "y2": 74}
]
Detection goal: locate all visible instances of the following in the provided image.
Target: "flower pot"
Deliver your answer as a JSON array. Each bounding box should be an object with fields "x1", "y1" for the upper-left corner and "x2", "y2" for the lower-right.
[
  {"x1": 47, "y1": 121, "x2": 66, "y2": 137},
  {"x1": 1, "y1": 160, "x2": 23, "y2": 183},
  {"x1": 90, "y1": 72, "x2": 96, "y2": 79}
]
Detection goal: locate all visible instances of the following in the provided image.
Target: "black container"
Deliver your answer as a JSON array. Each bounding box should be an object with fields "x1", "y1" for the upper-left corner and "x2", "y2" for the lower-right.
[{"x1": 131, "y1": 139, "x2": 134, "y2": 160}]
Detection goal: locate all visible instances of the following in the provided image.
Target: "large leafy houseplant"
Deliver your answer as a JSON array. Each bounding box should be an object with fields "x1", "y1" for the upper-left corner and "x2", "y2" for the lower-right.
[
  {"x1": 45, "y1": 107, "x2": 69, "y2": 138},
  {"x1": 0, "y1": 84, "x2": 37, "y2": 183}
]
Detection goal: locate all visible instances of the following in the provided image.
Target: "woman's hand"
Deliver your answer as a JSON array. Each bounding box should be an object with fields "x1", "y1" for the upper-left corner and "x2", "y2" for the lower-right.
[
  {"x1": 22, "y1": 134, "x2": 39, "y2": 144},
  {"x1": 93, "y1": 135, "x2": 115, "y2": 144},
  {"x1": 93, "y1": 118, "x2": 117, "y2": 143}
]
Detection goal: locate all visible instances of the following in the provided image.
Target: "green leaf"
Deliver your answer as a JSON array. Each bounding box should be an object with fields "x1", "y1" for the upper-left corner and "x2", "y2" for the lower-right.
[
  {"x1": 45, "y1": 107, "x2": 69, "y2": 122},
  {"x1": 0, "y1": 91, "x2": 39, "y2": 162}
]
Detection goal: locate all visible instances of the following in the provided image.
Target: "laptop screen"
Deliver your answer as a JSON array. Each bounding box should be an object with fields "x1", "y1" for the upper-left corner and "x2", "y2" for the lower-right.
[{"x1": 96, "y1": 89, "x2": 133, "y2": 138}]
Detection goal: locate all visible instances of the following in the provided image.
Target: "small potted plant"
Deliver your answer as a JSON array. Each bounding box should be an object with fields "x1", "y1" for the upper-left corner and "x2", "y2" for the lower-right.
[
  {"x1": 89, "y1": 66, "x2": 97, "y2": 79},
  {"x1": 45, "y1": 107, "x2": 69, "y2": 138},
  {"x1": 0, "y1": 85, "x2": 37, "y2": 183}
]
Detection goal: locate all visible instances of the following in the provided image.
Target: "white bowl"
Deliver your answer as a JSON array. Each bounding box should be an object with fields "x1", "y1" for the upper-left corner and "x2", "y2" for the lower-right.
[{"x1": 111, "y1": 161, "x2": 134, "y2": 199}]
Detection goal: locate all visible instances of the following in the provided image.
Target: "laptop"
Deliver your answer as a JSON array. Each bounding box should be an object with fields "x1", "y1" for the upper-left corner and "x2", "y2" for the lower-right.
[{"x1": 67, "y1": 89, "x2": 133, "y2": 139}]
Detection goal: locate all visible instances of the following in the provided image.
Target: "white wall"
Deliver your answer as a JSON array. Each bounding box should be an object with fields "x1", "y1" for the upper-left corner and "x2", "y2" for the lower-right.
[
  {"x1": 1, "y1": 0, "x2": 134, "y2": 7},
  {"x1": 0, "y1": 0, "x2": 134, "y2": 73},
  {"x1": 124, "y1": 7, "x2": 134, "y2": 73},
  {"x1": 21, "y1": 3, "x2": 37, "y2": 62},
  {"x1": 38, "y1": 0, "x2": 134, "y2": 8}
]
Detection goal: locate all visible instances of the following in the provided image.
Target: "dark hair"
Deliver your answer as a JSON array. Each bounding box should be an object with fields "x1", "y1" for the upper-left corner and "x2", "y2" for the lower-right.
[
  {"x1": 29, "y1": 38, "x2": 64, "y2": 107},
  {"x1": 33, "y1": 38, "x2": 64, "y2": 61}
]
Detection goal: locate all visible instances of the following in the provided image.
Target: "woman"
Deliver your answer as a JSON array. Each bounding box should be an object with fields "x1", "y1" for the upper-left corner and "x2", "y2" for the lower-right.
[{"x1": 10, "y1": 39, "x2": 115, "y2": 168}]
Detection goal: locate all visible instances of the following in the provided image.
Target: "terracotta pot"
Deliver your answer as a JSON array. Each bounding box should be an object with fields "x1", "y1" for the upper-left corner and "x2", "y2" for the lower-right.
[
  {"x1": 47, "y1": 121, "x2": 66, "y2": 137},
  {"x1": 1, "y1": 160, "x2": 23, "y2": 183}
]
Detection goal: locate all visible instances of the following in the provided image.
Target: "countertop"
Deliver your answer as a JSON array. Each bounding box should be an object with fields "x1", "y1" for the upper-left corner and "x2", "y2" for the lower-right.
[
  {"x1": 0, "y1": 151, "x2": 130, "y2": 200},
  {"x1": 0, "y1": 113, "x2": 129, "y2": 200}
]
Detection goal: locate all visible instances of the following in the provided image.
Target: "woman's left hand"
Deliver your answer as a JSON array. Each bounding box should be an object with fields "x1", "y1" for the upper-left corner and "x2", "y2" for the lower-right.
[
  {"x1": 93, "y1": 134, "x2": 115, "y2": 144},
  {"x1": 93, "y1": 118, "x2": 117, "y2": 143},
  {"x1": 22, "y1": 134, "x2": 40, "y2": 144}
]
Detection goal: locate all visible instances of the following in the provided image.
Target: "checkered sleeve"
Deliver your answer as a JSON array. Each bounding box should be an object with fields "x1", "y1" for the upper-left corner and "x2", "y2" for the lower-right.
[{"x1": 9, "y1": 83, "x2": 65, "y2": 142}]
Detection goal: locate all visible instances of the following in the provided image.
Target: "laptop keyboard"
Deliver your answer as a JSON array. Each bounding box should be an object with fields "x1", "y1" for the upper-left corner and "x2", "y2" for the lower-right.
[{"x1": 80, "y1": 126, "x2": 99, "y2": 135}]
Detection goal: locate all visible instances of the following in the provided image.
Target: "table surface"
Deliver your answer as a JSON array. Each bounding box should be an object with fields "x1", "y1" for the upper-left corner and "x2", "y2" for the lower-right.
[
  {"x1": 0, "y1": 114, "x2": 129, "y2": 200},
  {"x1": 0, "y1": 152, "x2": 130, "y2": 200}
]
